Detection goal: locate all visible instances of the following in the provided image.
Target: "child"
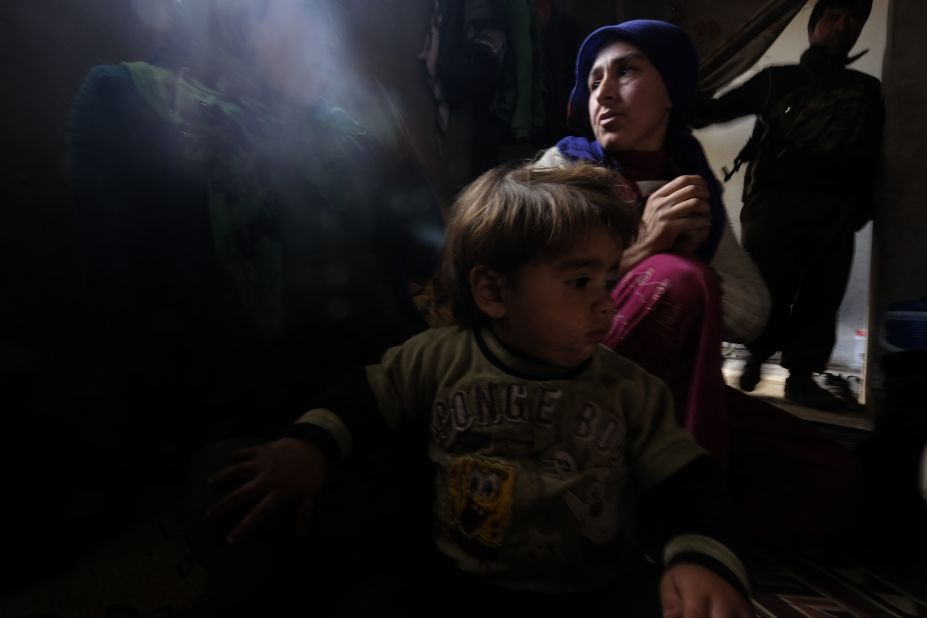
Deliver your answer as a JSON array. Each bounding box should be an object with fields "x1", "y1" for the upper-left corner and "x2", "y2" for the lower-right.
[{"x1": 206, "y1": 163, "x2": 753, "y2": 616}]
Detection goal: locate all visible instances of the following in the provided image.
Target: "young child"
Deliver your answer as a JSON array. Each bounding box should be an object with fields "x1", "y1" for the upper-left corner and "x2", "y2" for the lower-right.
[{"x1": 207, "y1": 163, "x2": 753, "y2": 616}]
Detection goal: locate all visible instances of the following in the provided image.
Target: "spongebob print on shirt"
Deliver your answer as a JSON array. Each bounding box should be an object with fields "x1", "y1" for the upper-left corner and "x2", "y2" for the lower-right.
[
  {"x1": 359, "y1": 328, "x2": 701, "y2": 589},
  {"x1": 433, "y1": 378, "x2": 629, "y2": 567}
]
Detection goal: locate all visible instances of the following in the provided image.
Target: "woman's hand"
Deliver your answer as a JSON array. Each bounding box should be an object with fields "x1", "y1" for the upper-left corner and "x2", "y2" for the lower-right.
[
  {"x1": 206, "y1": 437, "x2": 329, "y2": 544},
  {"x1": 660, "y1": 563, "x2": 754, "y2": 617},
  {"x1": 639, "y1": 175, "x2": 711, "y2": 256}
]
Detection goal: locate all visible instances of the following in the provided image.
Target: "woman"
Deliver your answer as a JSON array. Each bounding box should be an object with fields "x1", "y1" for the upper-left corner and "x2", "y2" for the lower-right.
[
  {"x1": 537, "y1": 20, "x2": 769, "y2": 464},
  {"x1": 537, "y1": 20, "x2": 861, "y2": 546}
]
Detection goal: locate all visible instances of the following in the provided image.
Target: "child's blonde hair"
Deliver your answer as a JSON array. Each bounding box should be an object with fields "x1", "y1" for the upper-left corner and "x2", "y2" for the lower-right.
[{"x1": 438, "y1": 162, "x2": 640, "y2": 328}]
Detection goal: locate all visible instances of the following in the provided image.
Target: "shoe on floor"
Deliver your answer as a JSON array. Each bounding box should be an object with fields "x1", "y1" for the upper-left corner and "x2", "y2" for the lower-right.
[
  {"x1": 819, "y1": 372, "x2": 863, "y2": 411},
  {"x1": 738, "y1": 359, "x2": 762, "y2": 392},
  {"x1": 784, "y1": 375, "x2": 847, "y2": 411}
]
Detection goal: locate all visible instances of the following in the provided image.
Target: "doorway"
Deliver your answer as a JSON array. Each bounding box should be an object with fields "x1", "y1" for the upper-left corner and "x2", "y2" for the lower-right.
[{"x1": 694, "y1": 0, "x2": 889, "y2": 418}]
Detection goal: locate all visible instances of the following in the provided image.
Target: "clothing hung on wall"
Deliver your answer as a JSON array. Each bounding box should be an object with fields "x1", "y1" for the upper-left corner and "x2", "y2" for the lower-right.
[{"x1": 419, "y1": 0, "x2": 579, "y2": 181}]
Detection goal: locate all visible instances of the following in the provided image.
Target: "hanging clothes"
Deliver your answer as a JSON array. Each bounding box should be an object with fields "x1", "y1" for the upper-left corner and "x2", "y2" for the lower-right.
[
  {"x1": 536, "y1": 0, "x2": 580, "y2": 145},
  {"x1": 492, "y1": 0, "x2": 542, "y2": 143},
  {"x1": 418, "y1": 0, "x2": 508, "y2": 153}
]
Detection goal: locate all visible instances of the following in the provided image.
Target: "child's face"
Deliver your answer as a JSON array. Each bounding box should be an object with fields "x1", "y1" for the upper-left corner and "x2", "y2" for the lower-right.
[{"x1": 493, "y1": 227, "x2": 622, "y2": 368}]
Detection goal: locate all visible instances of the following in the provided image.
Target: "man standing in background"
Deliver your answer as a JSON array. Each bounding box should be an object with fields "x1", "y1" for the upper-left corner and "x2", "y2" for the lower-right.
[{"x1": 695, "y1": 0, "x2": 883, "y2": 411}]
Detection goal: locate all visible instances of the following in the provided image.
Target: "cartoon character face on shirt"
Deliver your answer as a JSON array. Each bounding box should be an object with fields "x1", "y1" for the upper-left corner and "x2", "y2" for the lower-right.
[
  {"x1": 564, "y1": 476, "x2": 621, "y2": 545},
  {"x1": 446, "y1": 456, "x2": 517, "y2": 548}
]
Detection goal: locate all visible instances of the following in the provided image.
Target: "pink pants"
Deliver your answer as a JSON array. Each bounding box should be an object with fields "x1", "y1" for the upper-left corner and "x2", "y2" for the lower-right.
[
  {"x1": 605, "y1": 254, "x2": 729, "y2": 465},
  {"x1": 606, "y1": 253, "x2": 863, "y2": 545}
]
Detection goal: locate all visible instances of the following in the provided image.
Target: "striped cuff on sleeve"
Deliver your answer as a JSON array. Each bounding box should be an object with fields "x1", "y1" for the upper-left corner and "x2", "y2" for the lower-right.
[
  {"x1": 664, "y1": 534, "x2": 750, "y2": 597},
  {"x1": 293, "y1": 408, "x2": 353, "y2": 462}
]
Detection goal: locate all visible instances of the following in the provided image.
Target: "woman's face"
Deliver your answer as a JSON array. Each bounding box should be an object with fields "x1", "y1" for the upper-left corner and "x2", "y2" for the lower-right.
[{"x1": 586, "y1": 40, "x2": 671, "y2": 152}]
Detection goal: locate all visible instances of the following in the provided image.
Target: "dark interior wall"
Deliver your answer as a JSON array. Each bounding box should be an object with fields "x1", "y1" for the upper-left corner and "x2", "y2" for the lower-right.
[
  {"x1": 1, "y1": 1, "x2": 166, "y2": 380},
  {"x1": 0, "y1": 0, "x2": 445, "y2": 385},
  {"x1": 871, "y1": 0, "x2": 927, "y2": 399},
  {"x1": 0, "y1": 0, "x2": 603, "y2": 381},
  {"x1": 0, "y1": 1, "x2": 445, "y2": 398},
  {"x1": 335, "y1": 0, "x2": 445, "y2": 199},
  {"x1": 562, "y1": 0, "x2": 620, "y2": 36},
  {"x1": 874, "y1": 0, "x2": 927, "y2": 317}
]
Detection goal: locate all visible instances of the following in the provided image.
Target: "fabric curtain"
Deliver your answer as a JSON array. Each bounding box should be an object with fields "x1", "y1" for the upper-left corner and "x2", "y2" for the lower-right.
[
  {"x1": 697, "y1": 0, "x2": 807, "y2": 94},
  {"x1": 613, "y1": 0, "x2": 807, "y2": 94}
]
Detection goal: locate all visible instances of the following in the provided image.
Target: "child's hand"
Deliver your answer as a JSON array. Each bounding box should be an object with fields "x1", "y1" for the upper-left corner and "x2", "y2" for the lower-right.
[
  {"x1": 206, "y1": 437, "x2": 329, "y2": 544},
  {"x1": 660, "y1": 563, "x2": 754, "y2": 617}
]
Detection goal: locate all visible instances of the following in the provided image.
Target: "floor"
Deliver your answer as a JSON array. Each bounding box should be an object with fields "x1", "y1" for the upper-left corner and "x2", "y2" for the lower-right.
[
  {"x1": 722, "y1": 346, "x2": 874, "y2": 433},
  {"x1": 0, "y1": 478, "x2": 213, "y2": 618},
  {"x1": 749, "y1": 548, "x2": 927, "y2": 617}
]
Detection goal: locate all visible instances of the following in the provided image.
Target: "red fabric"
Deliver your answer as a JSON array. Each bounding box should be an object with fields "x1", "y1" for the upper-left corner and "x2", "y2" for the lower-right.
[
  {"x1": 604, "y1": 253, "x2": 729, "y2": 466},
  {"x1": 611, "y1": 150, "x2": 673, "y2": 181}
]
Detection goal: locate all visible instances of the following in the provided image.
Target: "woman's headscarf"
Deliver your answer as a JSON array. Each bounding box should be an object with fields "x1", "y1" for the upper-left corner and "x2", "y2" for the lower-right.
[{"x1": 555, "y1": 19, "x2": 725, "y2": 263}]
